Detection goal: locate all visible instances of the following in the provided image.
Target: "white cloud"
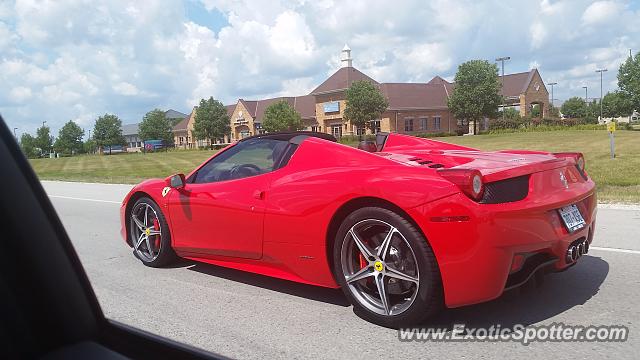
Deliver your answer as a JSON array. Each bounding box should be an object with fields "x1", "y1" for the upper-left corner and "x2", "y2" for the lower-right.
[
  {"x1": 0, "y1": 21, "x2": 18, "y2": 50},
  {"x1": 530, "y1": 22, "x2": 547, "y2": 49},
  {"x1": 8, "y1": 86, "x2": 32, "y2": 103},
  {"x1": 582, "y1": 1, "x2": 621, "y2": 25},
  {"x1": 113, "y1": 82, "x2": 139, "y2": 96},
  {"x1": 540, "y1": 0, "x2": 564, "y2": 15}
]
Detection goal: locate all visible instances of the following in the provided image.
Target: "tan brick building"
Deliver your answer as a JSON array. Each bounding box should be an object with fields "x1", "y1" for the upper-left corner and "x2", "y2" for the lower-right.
[
  {"x1": 172, "y1": 105, "x2": 235, "y2": 149},
  {"x1": 309, "y1": 47, "x2": 463, "y2": 137},
  {"x1": 173, "y1": 47, "x2": 549, "y2": 144},
  {"x1": 500, "y1": 69, "x2": 550, "y2": 117}
]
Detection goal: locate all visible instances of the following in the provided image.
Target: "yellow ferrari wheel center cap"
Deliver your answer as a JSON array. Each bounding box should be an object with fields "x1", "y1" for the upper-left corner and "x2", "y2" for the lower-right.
[
  {"x1": 374, "y1": 261, "x2": 384, "y2": 272},
  {"x1": 145, "y1": 228, "x2": 151, "y2": 236}
]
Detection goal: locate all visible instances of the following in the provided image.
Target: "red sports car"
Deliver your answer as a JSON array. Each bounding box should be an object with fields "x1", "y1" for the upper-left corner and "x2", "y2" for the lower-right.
[{"x1": 120, "y1": 131, "x2": 596, "y2": 327}]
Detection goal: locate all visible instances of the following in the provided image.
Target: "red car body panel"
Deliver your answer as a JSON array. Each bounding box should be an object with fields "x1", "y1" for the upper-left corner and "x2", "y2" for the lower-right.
[{"x1": 120, "y1": 133, "x2": 596, "y2": 308}]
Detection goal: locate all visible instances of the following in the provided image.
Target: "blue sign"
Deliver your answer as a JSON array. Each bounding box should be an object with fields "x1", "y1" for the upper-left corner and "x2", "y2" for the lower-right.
[
  {"x1": 144, "y1": 140, "x2": 164, "y2": 152},
  {"x1": 323, "y1": 101, "x2": 340, "y2": 113}
]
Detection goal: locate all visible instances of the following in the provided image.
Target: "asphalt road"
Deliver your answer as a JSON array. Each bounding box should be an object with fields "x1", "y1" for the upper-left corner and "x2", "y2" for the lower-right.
[{"x1": 42, "y1": 180, "x2": 640, "y2": 359}]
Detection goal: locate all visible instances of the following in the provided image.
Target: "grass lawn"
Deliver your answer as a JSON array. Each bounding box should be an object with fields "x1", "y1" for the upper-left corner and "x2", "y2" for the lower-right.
[
  {"x1": 30, "y1": 149, "x2": 216, "y2": 184},
  {"x1": 29, "y1": 130, "x2": 640, "y2": 203}
]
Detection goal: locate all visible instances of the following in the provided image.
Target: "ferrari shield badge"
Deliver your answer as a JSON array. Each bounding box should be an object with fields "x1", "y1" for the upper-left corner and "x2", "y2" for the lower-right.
[{"x1": 162, "y1": 187, "x2": 171, "y2": 197}]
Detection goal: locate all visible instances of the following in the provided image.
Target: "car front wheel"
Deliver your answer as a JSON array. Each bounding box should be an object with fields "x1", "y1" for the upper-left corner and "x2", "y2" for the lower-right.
[
  {"x1": 129, "y1": 197, "x2": 176, "y2": 267},
  {"x1": 333, "y1": 207, "x2": 442, "y2": 327}
]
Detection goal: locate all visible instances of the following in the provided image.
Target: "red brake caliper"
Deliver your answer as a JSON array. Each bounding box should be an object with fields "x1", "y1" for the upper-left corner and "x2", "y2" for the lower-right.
[
  {"x1": 358, "y1": 253, "x2": 367, "y2": 269},
  {"x1": 153, "y1": 218, "x2": 160, "y2": 249}
]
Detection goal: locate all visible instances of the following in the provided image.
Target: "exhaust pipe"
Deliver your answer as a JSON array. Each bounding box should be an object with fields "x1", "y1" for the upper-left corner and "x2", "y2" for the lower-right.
[
  {"x1": 566, "y1": 246, "x2": 575, "y2": 263},
  {"x1": 566, "y1": 239, "x2": 589, "y2": 263},
  {"x1": 571, "y1": 245, "x2": 579, "y2": 262},
  {"x1": 577, "y1": 243, "x2": 585, "y2": 257}
]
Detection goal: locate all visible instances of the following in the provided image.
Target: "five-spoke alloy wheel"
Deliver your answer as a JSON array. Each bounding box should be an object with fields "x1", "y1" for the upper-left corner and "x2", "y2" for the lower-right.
[
  {"x1": 333, "y1": 207, "x2": 442, "y2": 327},
  {"x1": 129, "y1": 197, "x2": 176, "y2": 267}
]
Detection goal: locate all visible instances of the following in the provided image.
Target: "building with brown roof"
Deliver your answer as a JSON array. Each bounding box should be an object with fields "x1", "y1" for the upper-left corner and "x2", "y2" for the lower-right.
[
  {"x1": 227, "y1": 95, "x2": 318, "y2": 141},
  {"x1": 173, "y1": 46, "x2": 550, "y2": 144},
  {"x1": 173, "y1": 104, "x2": 235, "y2": 149},
  {"x1": 310, "y1": 46, "x2": 462, "y2": 138},
  {"x1": 499, "y1": 69, "x2": 549, "y2": 118}
]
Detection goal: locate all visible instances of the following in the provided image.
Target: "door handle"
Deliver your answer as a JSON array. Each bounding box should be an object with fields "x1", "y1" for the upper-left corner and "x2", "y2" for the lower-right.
[{"x1": 253, "y1": 190, "x2": 265, "y2": 200}]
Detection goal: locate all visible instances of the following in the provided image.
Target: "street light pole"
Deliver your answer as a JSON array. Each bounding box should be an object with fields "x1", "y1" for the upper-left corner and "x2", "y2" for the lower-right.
[
  {"x1": 596, "y1": 69, "x2": 607, "y2": 122},
  {"x1": 596, "y1": 68, "x2": 612, "y2": 158},
  {"x1": 13, "y1": 127, "x2": 18, "y2": 139},
  {"x1": 496, "y1": 56, "x2": 511, "y2": 124},
  {"x1": 582, "y1": 86, "x2": 588, "y2": 103}
]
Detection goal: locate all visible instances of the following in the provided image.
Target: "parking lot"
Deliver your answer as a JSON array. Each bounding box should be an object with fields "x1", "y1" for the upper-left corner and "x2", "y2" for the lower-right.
[{"x1": 43, "y1": 180, "x2": 640, "y2": 359}]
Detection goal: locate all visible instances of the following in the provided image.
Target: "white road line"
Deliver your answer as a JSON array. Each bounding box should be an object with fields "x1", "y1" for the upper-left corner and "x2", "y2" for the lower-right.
[
  {"x1": 48, "y1": 195, "x2": 121, "y2": 204},
  {"x1": 589, "y1": 246, "x2": 640, "y2": 255}
]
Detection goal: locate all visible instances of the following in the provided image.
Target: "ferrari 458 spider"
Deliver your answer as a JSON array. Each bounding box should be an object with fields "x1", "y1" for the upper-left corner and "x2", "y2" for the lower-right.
[{"x1": 120, "y1": 131, "x2": 596, "y2": 327}]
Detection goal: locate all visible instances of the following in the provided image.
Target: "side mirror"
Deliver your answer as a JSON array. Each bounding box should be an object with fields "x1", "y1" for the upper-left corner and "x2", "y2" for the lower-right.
[{"x1": 168, "y1": 173, "x2": 186, "y2": 189}]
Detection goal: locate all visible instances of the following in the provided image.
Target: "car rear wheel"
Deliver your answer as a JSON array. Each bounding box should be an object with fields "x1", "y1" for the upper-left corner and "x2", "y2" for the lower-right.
[
  {"x1": 333, "y1": 207, "x2": 442, "y2": 327},
  {"x1": 129, "y1": 197, "x2": 176, "y2": 267}
]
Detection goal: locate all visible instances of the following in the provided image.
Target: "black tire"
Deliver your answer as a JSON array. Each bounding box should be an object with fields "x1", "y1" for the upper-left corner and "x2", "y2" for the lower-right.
[
  {"x1": 332, "y1": 207, "x2": 443, "y2": 328},
  {"x1": 129, "y1": 196, "x2": 177, "y2": 267}
]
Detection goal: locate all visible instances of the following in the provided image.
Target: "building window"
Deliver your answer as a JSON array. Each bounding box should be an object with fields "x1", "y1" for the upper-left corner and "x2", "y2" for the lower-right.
[
  {"x1": 311, "y1": 125, "x2": 321, "y2": 132},
  {"x1": 419, "y1": 117, "x2": 428, "y2": 130},
  {"x1": 355, "y1": 126, "x2": 365, "y2": 136},
  {"x1": 434, "y1": 116, "x2": 441, "y2": 130},
  {"x1": 331, "y1": 125, "x2": 342, "y2": 138},
  {"x1": 370, "y1": 120, "x2": 381, "y2": 133},
  {"x1": 323, "y1": 101, "x2": 340, "y2": 113},
  {"x1": 404, "y1": 118, "x2": 414, "y2": 132}
]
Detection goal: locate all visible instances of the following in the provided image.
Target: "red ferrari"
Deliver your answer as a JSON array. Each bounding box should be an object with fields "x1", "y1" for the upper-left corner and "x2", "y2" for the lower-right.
[{"x1": 120, "y1": 131, "x2": 596, "y2": 327}]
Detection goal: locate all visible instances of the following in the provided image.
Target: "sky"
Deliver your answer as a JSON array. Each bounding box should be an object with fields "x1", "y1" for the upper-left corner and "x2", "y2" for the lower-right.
[{"x1": 1, "y1": 0, "x2": 639, "y2": 138}]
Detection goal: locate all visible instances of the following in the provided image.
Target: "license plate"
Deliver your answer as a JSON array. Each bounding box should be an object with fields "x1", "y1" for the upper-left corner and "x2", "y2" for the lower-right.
[{"x1": 558, "y1": 204, "x2": 586, "y2": 232}]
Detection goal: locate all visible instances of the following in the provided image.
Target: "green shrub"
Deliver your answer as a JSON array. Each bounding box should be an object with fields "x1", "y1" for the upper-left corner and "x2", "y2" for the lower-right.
[
  {"x1": 414, "y1": 132, "x2": 458, "y2": 138},
  {"x1": 484, "y1": 124, "x2": 607, "y2": 134}
]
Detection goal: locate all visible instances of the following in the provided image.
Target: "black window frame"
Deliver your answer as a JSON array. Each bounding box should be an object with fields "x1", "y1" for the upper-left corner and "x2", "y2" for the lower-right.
[
  {"x1": 404, "y1": 118, "x2": 414, "y2": 132},
  {"x1": 189, "y1": 138, "x2": 288, "y2": 184}
]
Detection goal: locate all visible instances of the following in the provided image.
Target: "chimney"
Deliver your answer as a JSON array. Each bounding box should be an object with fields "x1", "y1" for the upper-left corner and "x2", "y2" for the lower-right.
[{"x1": 341, "y1": 44, "x2": 352, "y2": 67}]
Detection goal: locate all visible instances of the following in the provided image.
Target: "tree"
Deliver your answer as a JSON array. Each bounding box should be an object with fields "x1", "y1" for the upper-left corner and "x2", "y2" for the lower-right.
[
  {"x1": 193, "y1": 97, "x2": 231, "y2": 148},
  {"x1": 602, "y1": 91, "x2": 634, "y2": 118},
  {"x1": 93, "y1": 114, "x2": 125, "y2": 154},
  {"x1": 560, "y1": 97, "x2": 587, "y2": 118},
  {"x1": 343, "y1": 80, "x2": 388, "y2": 138},
  {"x1": 139, "y1": 109, "x2": 173, "y2": 143},
  {"x1": 548, "y1": 105, "x2": 560, "y2": 118},
  {"x1": 584, "y1": 99, "x2": 599, "y2": 124},
  {"x1": 20, "y1": 133, "x2": 39, "y2": 158},
  {"x1": 448, "y1": 60, "x2": 502, "y2": 134},
  {"x1": 262, "y1": 100, "x2": 304, "y2": 133},
  {"x1": 531, "y1": 104, "x2": 541, "y2": 118},
  {"x1": 35, "y1": 125, "x2": 54, "y2": 155},
  {"x1": 83, "y1": 139, "x2": 97, "y2": 154},
  {"x1": 502, "y1": 107, "x2": 521, "y2": 120},
  {"x1": 618, "y1": 52, "x2": 640, "y2": 112},
  {"x1": 54, "y1": 120, "x2": 84, "y2": 155}
]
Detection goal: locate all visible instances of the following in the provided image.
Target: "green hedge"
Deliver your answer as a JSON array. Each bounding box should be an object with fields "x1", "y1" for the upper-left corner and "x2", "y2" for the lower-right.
[
  {"x1": 484, "y1": 125, "x2": 602, "y2": 134},
  {"x1": 414, "y1": 132, "x2": 461, "y2": 138}
]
